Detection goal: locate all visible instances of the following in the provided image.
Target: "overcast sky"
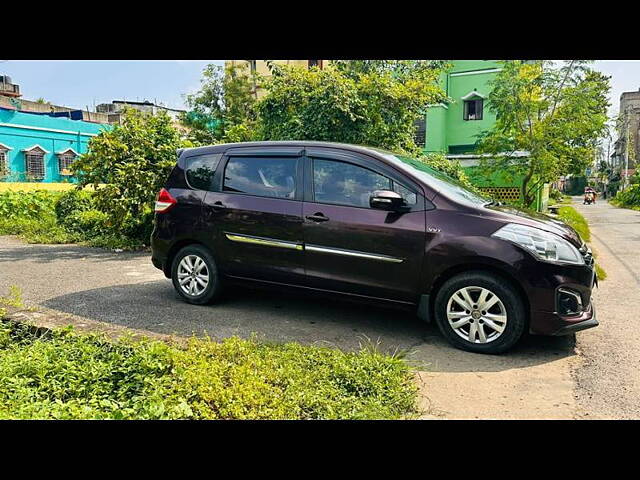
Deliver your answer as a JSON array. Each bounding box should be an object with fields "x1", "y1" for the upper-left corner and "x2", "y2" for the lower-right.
[{"x1": 1, "y1": 60, "x2": 638, "y2": 117}]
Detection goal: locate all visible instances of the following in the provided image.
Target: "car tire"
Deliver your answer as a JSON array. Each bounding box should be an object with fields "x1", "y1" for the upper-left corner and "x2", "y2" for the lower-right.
[
  {"x1": 434, "y1": 271, "x2": 526, "y2": 354},
  {"x1": 171, "y1": 244, "x2": 222, "y2": 305}
]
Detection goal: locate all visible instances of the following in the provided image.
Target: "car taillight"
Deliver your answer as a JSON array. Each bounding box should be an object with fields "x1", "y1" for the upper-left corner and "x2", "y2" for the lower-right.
[{"x1": 155, "y1": 188, "x2": 177, "y2": 213}]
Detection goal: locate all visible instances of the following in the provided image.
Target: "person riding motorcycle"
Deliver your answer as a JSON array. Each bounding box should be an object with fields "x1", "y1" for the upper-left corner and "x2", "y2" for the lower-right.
[{"x1": 584, "y1": 187, "x2": 596, "y2": 205}]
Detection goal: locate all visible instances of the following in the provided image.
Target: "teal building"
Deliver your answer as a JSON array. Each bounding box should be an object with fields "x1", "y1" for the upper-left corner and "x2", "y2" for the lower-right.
[{"x1": 0, "y1": 107, "x2": 110, "y2": 183}]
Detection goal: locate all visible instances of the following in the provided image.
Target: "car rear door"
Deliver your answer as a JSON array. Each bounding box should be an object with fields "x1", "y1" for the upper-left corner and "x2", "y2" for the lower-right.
[
  {"x1": 302, "y1": 147, "x2": 428, "y2": 303},
  {"x1": 201, "y1": 146, "x2": 305, "y2": 285}
]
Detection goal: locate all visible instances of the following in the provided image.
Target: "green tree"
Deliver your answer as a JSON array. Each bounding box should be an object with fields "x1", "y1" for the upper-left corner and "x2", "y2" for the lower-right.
[
  {"x1": 181, "y1": 63, "x2": 261, "y2": 145},
  {"x1": 257, "y1": 62, "x2": 446, "y2": 155},
  {"x1": 72, "y1": 108, "x2": 188, "y2": 243},
  {"x1": 333, "y1": 60, "x2": 449, "y2": 82},
  {"x1": 477, "y1": 61, "x2": 610, "y2": 206}
]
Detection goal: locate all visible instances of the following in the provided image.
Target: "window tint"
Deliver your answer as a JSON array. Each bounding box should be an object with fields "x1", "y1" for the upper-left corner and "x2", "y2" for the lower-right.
[
  {"x1": 313, "y1": 159, "x2": 393, "y2": 208},
  {"x1": 185, "y1": 154, "x2": 221, "y2": 191},
  {"x1": 223, "y1": 157, "x2": 297, "y2": 199},
  {"x1": 393, "y1": 182, "x2": 417, "y2": 205}
]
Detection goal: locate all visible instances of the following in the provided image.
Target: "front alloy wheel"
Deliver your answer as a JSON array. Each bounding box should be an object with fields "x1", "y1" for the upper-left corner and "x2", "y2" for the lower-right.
[
  {"x1": 446, "y1": 286, "x2": 507, "y2": 344},
  {"x1": 434, "y1": 271, "x2": 526, "y2": 354}
]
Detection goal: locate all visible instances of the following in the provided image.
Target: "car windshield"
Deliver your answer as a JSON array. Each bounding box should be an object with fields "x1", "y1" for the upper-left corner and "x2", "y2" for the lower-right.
[{"x1": 378, "y1": 152, "x2": 490, "y2": 207}]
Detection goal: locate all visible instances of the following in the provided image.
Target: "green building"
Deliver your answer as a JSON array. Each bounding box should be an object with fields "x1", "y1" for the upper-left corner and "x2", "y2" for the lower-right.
[{"x1": 419, "y1": 60, "x2": 549, "y2": 211}]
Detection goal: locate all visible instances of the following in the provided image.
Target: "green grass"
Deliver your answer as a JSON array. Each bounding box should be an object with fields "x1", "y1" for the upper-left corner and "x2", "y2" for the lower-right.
[
  {"x1": 556, "y1": 205, "x2": 607, "y2": 281},
  {"x1": 0, "y1": 302, "x2": 417, "y2": 420},
  {"x1": 595, "y1": 263, "x2": 607, "y2": 281},
  {"x1": 557, "y1": 206, "x2": 591, "y2": 242}
]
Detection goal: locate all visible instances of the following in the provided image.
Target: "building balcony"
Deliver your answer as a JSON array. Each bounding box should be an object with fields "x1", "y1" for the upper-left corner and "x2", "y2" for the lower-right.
[{"x1": 0, "y1": 81, "x2": 21, "y2": 98}]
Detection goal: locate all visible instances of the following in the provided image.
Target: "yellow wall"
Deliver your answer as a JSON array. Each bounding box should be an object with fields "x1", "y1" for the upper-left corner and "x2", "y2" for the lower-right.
[
  {"x1": 0, "y1": 183, "x2": 98, "y2": 192},
  {"x1": 226, "y1": 60, "x2": 331, "y2": 98}
]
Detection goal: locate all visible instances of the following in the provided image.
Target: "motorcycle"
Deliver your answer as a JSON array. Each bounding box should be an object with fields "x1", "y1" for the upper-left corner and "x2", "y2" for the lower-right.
[{"x1": 583, "y1": 191, "x2": 595, "y2": 205}]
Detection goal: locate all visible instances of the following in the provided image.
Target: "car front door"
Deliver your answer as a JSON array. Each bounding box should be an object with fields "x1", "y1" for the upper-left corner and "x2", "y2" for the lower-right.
[
  {"x1": 202, "y1": 146, "x2": 305, "y2": 285},
  {"x1": 302, "y1": 148, "x2": 427, "y2": 303}
]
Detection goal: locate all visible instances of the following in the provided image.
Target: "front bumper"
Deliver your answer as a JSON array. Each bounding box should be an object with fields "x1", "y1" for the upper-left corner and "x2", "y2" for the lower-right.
[
  {"x1": 524, "y1": 257, "x2": 598, "y2": 336},
  {"x1": 551, "y1": 302, "x2": 598, "y2": 336}
]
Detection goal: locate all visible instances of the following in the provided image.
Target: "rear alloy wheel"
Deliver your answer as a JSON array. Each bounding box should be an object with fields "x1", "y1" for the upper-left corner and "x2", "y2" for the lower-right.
[
  {"x1": 177, "y1": 255, "x2": 210, "y2": 297},
  {"x1": 171, "y1": 245, "x2": 222, "y2": 305},
  {"x1": 434, "y1": 272, "x2": 526, "y2": 354}
]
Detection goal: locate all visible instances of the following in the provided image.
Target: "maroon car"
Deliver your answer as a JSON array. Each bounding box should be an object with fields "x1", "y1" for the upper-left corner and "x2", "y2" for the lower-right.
[{"x1": 151, "y1": 141, "x2": 598, "y2": 354}]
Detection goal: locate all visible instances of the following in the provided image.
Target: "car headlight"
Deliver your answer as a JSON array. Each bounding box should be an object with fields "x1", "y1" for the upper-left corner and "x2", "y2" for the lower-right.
[{"x1": 492, "y1": 223, "x2": 584, "y2": 265}]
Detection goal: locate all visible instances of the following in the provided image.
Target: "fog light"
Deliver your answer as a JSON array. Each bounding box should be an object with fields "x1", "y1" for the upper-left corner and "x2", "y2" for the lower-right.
[{"x1": 557, "y1": 288, "x2": 584, "y2": 316}]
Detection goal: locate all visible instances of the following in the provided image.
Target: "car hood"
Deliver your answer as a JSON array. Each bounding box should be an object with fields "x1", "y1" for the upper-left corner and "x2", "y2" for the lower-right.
[{"x1": 485, "y1": 204, "x2": 584, "y2": 247}]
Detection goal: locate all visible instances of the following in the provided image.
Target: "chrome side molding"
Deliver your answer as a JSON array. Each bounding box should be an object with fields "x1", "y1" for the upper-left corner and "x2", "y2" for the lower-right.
[
  {"x1": 225, "y1": 233, "x2": 303, "y2": 251},
  {"x1": 224, "y1": 232, "x2": 404, "y2": 263},
  {"x1": 305, "y1": 244, "x2": 404, "y2": 263}
]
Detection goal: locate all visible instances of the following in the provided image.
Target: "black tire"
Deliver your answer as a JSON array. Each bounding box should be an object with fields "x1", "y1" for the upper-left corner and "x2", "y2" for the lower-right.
[
  {"x1": 433, "y1": 271, "x2": 526, "y2": 354},
  {"x1": 171, "y1": 244, "x2": 222, "y2": 305}
]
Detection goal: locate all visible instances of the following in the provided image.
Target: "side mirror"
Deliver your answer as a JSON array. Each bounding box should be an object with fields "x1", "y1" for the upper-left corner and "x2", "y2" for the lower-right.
[{"x1": 369, "y1": 190, "x2": 408, "y2": 211}]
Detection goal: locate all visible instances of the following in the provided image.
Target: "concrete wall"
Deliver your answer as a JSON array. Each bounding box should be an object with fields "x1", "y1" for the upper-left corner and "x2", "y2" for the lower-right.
[{"x1": 0, "y1": 96, "x2": 111, "y2": 124}]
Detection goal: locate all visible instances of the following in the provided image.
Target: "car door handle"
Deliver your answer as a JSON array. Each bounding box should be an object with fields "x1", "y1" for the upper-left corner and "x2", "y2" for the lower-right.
[
  {"x1": 305, "y1": 213, "x2": 329, "y2": 222},
  {"x1": 212, "y1": 201, "x2": 225, "y2": 211}
]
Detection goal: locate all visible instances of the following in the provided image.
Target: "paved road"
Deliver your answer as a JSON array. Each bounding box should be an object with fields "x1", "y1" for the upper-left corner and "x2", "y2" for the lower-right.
[
  {"x1": 0, "y1": 234, "x2": 578, "y2": 419},
  {"x1": 572, "y1": 197, "x2": 640, "y2": 419}
]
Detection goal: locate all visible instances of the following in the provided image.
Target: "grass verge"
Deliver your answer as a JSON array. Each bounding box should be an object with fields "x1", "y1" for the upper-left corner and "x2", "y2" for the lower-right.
[
  {"x1": 0, "y1": 287, "x2": 417, "y2": 420},
  {"x1": 557, "y1": 206, "x2": 591, "y2": 242},
  {"x1": 557, "y1": 205, "x2": 606, "y2": 281},
  {"x1": 0, "y1": 324, "x2": 417, "y2": 420},
  {"x1": 610, "y1": 197, "x2": 640, "y2": 211}
]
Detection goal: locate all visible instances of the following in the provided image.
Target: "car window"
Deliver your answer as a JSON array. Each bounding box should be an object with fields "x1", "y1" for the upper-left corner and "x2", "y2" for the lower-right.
[
  {"x1": 313, "y1": 159, "x2": 395, "y2": 208},
  {"x1": 223, "y1": 157, "x2": 298, "y2": 199},
  {"x1": 393, "y1": 182, "x2": 417, "y2": 205},
  {"x1": 185, "y1": 154, "x2": 221, "y2": 191}
]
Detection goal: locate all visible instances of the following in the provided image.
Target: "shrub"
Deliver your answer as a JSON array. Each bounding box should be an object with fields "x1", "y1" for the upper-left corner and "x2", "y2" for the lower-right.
[
  {"x1": 613, "y1": 184, "x2": 640, "y2": 207},
  {"x1": 557, "y1": 205, "x2": 590, "y2": 242},
  {"x1": 54, "y1": 189, "x2": 95, "y2": 224},
  {"x1": 549, "y1": 188, "x2": 564, "y2": 202},
  {"x1": 0, "y1": 323, "x2": 418, "y2": 420},
  {"x1": 72, "y1": 108, "x2": 187, "y2": 245},
  {"x1": 0, "y1": 190, "x2": 62, "y2": 221},
  {"x1": 64, "y1": 209, "x2": 109, "y2": 238},
  {"x1": 420, "y1": 152, "x2": 483, "y2": 194},
  {"x1": 257, "y1": 63, "x2": 445, "y2": 155}
]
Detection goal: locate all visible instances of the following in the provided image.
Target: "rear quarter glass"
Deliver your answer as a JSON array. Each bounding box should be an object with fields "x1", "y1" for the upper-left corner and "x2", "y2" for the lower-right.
[{"x1": 184, "y1": 153, "x2": 223, "y2": 191}]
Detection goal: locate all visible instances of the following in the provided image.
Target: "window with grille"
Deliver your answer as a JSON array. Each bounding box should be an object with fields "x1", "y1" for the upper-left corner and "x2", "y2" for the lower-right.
[
  {"x1": 58, "y1": 152, "x2": 76, "y2": 175},
  {"x1": 414, "y1": 116, "x2": 426, "y2": 148},
  {"x1": 0, "y1": 149, "x2": 7, "y2": 176},
  {"x1": 26, "y1": 152, "x2": 45, "y2": 180},
  {"x1": 463, "y1": 98, "x2": 483, "y2": 121}
]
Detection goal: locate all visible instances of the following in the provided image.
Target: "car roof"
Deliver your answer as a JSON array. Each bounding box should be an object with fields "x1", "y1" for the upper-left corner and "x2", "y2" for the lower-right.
[{"x1": 178, "y1": 141, "x2": 399, "y2": 159}]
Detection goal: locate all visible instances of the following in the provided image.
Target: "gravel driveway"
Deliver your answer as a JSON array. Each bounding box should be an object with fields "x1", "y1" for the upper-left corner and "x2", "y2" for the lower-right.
[{"x1": 0, "y1": 234, "x2": 578, "y2": 419}]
